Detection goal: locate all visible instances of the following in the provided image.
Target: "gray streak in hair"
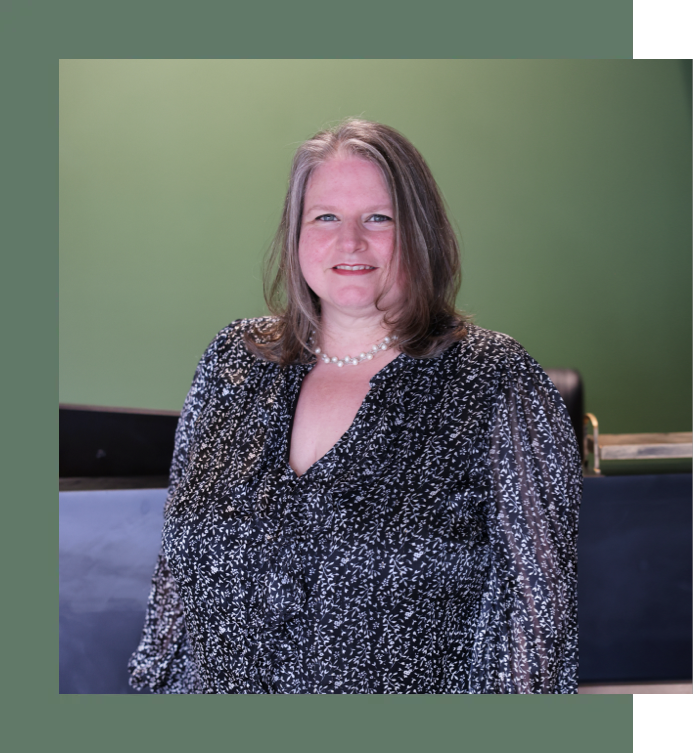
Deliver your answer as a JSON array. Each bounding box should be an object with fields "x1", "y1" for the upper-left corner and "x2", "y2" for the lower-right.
[{"x1": 245, "y1": 118, "x2": 467, "y2": 365}]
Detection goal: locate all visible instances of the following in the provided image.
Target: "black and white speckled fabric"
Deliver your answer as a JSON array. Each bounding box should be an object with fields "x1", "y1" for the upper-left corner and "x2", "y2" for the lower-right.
[{"x1": 128, "y1": 320, "x2": 581, "y2": 694}]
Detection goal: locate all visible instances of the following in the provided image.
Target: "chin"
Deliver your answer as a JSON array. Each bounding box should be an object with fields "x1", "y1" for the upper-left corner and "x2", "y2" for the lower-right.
[
  {"x1": 331, "y1": 299, "x2": 379, "y2": 314},
  {"x1": 322, "y1": 286, "x2": 375, "y2": 309}
]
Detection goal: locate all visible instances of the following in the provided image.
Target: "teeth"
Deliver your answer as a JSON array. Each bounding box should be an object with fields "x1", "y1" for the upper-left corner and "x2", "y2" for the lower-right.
[{"x1": 334, "y1": 265, "x2": 375, "y2": 271}]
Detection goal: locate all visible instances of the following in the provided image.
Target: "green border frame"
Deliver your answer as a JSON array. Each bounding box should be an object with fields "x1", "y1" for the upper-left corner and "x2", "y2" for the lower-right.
[{"x1": 7, "y1": 0, "x2": 633, "y2": 749}]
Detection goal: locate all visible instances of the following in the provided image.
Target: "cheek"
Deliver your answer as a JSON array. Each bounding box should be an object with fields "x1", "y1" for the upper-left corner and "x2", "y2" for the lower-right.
[
  {"x1": 298, "y1": 230, "x2": 324, "y2": 264},
  {"x1": 298, "y1": 240, "x2": 323, "y2": 289},
  {"x1": 379, "y1": 232, "x2": 397, "y2": 264}
]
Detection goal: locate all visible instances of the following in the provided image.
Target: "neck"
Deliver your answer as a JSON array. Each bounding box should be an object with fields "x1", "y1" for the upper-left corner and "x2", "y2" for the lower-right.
[{"x1": 317, "y1": 309, "x2": 393, "y2": 358}]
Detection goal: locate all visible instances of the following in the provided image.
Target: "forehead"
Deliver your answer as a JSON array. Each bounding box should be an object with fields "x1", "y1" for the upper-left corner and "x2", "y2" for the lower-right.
[{"x1": 304, "y1": 156, "x2": 391, "y2": 205}]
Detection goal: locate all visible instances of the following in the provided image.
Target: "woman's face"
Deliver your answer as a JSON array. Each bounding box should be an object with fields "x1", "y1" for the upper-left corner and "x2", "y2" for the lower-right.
[{"x1": 298, "y1": 156, "x2": 403, "y2": 321}]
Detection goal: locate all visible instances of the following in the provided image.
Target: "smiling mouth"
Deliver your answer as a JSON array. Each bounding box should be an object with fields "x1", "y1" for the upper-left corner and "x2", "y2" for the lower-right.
[{"x1": 332, "y1": 265, "x2": 376, "y2": 271}]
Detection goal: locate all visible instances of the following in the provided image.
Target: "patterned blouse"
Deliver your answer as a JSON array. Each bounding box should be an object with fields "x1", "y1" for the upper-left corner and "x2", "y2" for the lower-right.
[{"x1": 128, "y1": 319, "x2": 581, "y2": 694}]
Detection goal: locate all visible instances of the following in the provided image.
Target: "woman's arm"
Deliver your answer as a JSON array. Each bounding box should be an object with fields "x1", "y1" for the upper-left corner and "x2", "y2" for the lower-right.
[
  {"x1": 470, "y1": 342, "x2": 582, "y2": 693},
  {"x1": 128, "y1": 550, "x2": 202, "y2": 693},
  {"x1": 128, "y1": 331, "x2": 224, "y2": 693}
]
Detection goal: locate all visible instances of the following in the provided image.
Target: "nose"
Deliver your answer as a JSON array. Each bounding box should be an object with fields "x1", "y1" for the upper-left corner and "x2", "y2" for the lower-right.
[{"x1": 338, "y1": 218, "x2": 366, "y2": 254}]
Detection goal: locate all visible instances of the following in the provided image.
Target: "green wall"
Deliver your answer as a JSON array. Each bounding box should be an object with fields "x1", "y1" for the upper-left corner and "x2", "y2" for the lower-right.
[{"x1": 59, "y1": 60, "x2": 691, "y2": 434}]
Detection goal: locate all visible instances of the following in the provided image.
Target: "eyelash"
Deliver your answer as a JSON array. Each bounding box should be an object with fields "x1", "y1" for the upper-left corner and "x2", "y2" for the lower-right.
[{"x1": 315, "y1": 214, "x2": 392, "y2": 223}]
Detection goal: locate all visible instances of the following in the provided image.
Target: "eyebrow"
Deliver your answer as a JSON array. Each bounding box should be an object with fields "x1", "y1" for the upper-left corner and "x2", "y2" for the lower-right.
[{"x1": 304, "y1": 204, "x2": 394, "y2": 214}]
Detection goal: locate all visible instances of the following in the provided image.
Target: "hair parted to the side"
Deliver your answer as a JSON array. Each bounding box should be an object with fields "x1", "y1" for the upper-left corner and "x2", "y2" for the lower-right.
[{"x1": 244, "y1": 118, "x2": 468, "y2": 366}]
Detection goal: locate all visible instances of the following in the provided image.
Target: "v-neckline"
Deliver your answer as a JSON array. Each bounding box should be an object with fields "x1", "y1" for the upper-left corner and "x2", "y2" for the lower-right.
[{"x1": 284, "y1": 352, "x2": 407, "y2": 481}]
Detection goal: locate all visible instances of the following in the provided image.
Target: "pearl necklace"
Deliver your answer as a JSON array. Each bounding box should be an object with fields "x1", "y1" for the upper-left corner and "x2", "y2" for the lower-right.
[{"x1": 312, "y1": 334, "x2": 398, "y2": 368}]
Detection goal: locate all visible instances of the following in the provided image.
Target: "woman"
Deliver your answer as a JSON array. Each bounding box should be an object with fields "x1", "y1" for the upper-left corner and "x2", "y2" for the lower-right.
[{"x1": 129, "y1": 119, "x2": 581, "y2": 694}]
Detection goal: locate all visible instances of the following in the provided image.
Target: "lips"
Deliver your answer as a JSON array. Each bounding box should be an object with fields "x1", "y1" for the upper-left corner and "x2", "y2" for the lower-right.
[
  {"x1": 333, "y1": 265, "x2": 376, "y2": 270},
  {"x1": 332, "y1": 264, "x2": 377, "y2": 275}
]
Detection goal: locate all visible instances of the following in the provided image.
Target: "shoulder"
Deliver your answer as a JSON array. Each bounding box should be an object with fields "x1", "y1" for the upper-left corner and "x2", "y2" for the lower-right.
[
  {"x1": 448, "y1": 323, "x2": 539, "y2": 377},
  {"x1": 188, "y1": 317, "x2": 281, "y2": 388},
  {"x1": 440, "y1": 323, "x2": 558, "y2": 401},
  {"x1": 457, "y1": 324, "x2": 527, "y2": 362},
  {"x1": 200, "y1": 316, "x2": 278, "y2": 362},
  {"x1": 456, "y1": 324, "x2": 571, "y2": 424}
]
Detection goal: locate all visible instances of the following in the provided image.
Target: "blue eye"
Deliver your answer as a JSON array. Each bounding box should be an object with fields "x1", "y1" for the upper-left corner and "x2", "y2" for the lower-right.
[
  {"x1": 368, "y1": 214, "x2": 392, "y2": 223},
  {"x1": 316, "y1": 214, "x2": 338, "y2": 222}
]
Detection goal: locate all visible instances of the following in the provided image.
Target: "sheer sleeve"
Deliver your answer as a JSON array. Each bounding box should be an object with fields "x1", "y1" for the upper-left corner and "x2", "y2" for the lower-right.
[
  {"x1": 469, "y1": 343, "x2": 582, "y2": 693},
  {"x1": 128, "y1": 332, "x2": 223, "y2": 693}
]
